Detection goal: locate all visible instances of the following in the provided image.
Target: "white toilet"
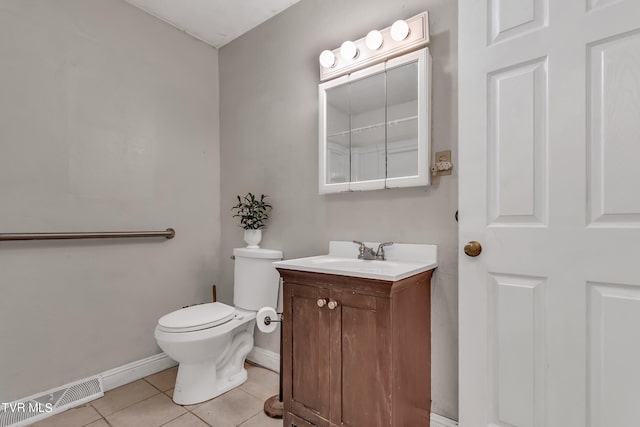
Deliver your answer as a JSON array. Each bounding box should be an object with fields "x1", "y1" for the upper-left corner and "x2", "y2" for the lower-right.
[{"x1": 155, "y1": 247, "x2": 283, "y2": 405}]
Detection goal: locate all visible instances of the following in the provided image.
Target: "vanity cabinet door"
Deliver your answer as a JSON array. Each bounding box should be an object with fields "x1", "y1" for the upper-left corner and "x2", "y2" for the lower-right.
[
  {"x1": 281, "y1": 269, "x2": 433, "y2": 427},
  {"x1": 328, "y1": 291, "x2": 392, "y2": 427},
  {"x1": 283, "y1": 283, "x2": 331, "y2": 425}
]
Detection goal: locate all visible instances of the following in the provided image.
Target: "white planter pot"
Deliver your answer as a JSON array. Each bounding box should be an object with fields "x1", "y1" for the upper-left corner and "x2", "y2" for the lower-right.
[{"x1": 243, "y1": 229, "x2": 262, "y2": 249}]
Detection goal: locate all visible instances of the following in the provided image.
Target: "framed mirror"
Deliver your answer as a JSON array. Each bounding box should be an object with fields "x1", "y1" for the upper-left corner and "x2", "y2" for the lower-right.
[{"x1": 319, "y1": 48, "x2": 431, "y2": 194}]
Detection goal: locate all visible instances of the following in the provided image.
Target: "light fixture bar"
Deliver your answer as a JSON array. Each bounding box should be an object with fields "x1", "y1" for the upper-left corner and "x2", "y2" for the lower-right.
[{"x1": 319, "y1": 11, "x2": 429, "y2": 82}]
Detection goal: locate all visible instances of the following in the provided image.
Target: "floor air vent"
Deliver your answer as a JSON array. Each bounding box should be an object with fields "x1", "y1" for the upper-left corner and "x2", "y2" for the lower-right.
[{"x1": 0, "y1": 376, "x2": 103, "y2": 427}]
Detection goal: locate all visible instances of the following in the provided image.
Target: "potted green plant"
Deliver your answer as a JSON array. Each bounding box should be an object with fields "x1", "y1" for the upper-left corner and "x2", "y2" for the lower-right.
[{"x1": 232, "y1": 193, "x2": 272, "y2": 248}]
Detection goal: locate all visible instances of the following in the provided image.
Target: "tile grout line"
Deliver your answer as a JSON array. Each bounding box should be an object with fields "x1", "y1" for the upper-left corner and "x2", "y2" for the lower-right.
[
  {"x1": 238, "y1": 387, "x2": 270, "y2": 404},
  {"x1": 98, "y1": 390, "x2": 173, "y2": 423},
  {"x1": 79, "y1": 412, "x2": 113, "y2": 427},
  {"x1": 157, "y1": 410, "x2": 191, "y2": 427},
  {"x1": 235, "y1": 408, "x2": 264, "y2": 427},
  {"x1": 188, "y1": 410, "x2": 214, "y2": 427},
  {"x1": 148, "y1": 374, "x2": 212, "y2": 426},
  {"x1": 89, "y1": 386, "x2": 162, "y2": 419},
  {"x1": 237, "y1": 384, "x2": 274, "y2": 402},
  {"x1": 143, "y1": 377, "x2": 172, "y2": 394}
]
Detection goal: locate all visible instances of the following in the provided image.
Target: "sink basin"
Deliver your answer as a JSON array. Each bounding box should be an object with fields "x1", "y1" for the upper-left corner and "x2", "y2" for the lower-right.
[{"x1": 273, "y1": 241, "x2": 437, "y2": 281}]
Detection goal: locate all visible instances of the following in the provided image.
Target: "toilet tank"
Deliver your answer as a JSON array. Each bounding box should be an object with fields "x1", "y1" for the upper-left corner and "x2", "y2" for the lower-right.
[{"x1": 233, "y1": 248, "x2": 283, "y2": 311}]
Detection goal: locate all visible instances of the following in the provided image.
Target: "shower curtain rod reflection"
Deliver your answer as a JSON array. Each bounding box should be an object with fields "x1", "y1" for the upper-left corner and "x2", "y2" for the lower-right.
[{"x1": 0, "y1": 228, "x2": 175, "y2": 242}]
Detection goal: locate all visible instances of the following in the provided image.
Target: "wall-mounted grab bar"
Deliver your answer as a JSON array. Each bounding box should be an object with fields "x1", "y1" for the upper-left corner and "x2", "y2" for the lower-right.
[{"x1": 0, "y1": 228, "x2": 175, "y2": 242}]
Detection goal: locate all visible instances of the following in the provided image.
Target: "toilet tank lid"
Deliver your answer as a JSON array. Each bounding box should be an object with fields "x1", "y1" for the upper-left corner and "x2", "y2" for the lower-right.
[{"x1": 233, "y1": 248, "x2": 283, "y2": 260}]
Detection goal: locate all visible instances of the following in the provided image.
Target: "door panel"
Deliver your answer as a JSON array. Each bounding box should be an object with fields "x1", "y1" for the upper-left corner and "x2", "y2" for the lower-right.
[
  {"x1": 459, "y1": 0, "x2": 640, "y2": 426},
  {"x1": 488, "y1": 58, "x2": 547, "y2": 226},
  {"x1": 587, "y1": 281, "x2": 640, "y2": 426},
  {"x1": 489, "y1": 0, "x2": 547, "y2": 45},
  {"x1": 588, "y1": 30, "x2": 640, "y2": 225},
  {"x1": 488, "y1": 274, "x2": 546, "y2": 427}
]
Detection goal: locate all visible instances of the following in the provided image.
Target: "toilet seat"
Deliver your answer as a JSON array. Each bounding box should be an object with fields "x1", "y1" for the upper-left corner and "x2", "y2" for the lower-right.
[{"x1": 157, "y1": 302, "x2": 235, "y2": 333}]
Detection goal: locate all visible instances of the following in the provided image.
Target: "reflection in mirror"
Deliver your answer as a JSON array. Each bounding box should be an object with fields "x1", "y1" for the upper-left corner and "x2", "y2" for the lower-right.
[
  {"x1": 326, "y1": 84, "x2": 350, "y2": 184},
  {"x1": 349, "y1": 71, "x2": 386, "y2": 182},
  {"x1": 386, "y1": 60, "x2": 419, "y2": 179}
]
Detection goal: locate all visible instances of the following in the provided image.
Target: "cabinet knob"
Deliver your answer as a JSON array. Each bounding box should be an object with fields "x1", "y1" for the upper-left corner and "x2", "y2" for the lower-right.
[
  {"x1": 328, "y1": 300, "x2": 339, "y2": 310},
  {"x1": 317, "y1": 298, "x2": 328, "y2": 308}
]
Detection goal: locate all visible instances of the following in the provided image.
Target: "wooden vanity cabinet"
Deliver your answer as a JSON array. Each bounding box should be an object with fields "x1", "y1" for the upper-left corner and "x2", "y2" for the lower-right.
[{"x1": 278, "y1": 268, "x2": 433, "y2": 427}]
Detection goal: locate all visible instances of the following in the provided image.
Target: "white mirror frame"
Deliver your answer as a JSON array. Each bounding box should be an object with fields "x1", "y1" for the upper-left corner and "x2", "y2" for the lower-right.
[
  {"x1": 318, "y1": 48, "x2": 431, "y2": 194},
  {"x1": 318, "y1": 74, "x2": 351, "y2": 193}
]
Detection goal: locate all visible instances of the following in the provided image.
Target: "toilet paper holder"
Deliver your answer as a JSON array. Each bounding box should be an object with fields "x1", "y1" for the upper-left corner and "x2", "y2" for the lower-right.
[{"x1": 263, "y1": 313, "x2": 283, "y2": 326}]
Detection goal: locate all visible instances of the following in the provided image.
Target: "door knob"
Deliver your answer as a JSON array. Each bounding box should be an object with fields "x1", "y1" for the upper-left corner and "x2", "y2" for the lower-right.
[
  {"x1": 464, "y1": 241, "x2": 482, "y2": 257},
  {"x1": 328, "y1": 300, "x2": 339, "y2": 310},
  {"x1": 317, "y1": 298, "x2": 328, "y2": 308}
]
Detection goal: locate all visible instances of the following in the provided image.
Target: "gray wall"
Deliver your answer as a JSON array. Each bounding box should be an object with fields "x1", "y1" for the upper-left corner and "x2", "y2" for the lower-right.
[
  {"x1": 0, "y1": 0, "x2": 220, "y2": 401},
  {"x1": 219, "y1": 0, "x2": 458, "y2": 419}
]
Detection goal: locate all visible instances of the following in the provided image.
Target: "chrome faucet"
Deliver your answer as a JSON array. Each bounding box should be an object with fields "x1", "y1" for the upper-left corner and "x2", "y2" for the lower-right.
[
  {"x1": 353, "y1": 241, "x2": 394, "y2": 261},
  {"x1": 353, "y1": 240, "x2": 377, "y2": 260}
]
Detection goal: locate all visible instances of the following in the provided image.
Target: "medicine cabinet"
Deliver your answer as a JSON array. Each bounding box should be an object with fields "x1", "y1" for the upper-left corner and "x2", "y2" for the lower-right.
[{"x1": 318, "y1": 48, "x2": 431, "y2": 194}]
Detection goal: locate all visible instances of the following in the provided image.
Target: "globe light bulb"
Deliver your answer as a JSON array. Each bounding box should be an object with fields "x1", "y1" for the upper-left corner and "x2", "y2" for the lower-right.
[
  {"x1": 340, "y1": 41, "x2": 358, "y2": 60},
  {"x1": 390, "y1": 20, "x2": 410, "y2": 41},
  {"x1": 319, "y1": 50, "x2": 336, "y2": 68},
  {"x1": 365, "y1": 30, "x2": 383, "y2": 50}
]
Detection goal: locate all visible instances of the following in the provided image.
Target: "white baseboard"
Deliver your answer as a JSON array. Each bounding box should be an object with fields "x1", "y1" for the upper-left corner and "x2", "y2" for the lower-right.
[
  {"x1": 101, "y1": 348, "x2": 277, "y2": 392},
  {"x1": 100, "y1": 353, "x2": 177, "y2": 392},
  {"x1": 246, "y1": 346, "x2": 280, "y2": 373},
  {"x1": 430, "y1": 412, "x2": 458, "y2": 427}
]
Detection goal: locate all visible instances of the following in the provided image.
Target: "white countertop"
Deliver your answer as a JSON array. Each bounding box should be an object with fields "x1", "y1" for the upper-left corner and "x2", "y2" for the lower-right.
[{"x1": 273, "y1": 241, "x2": 438, "y2": 281}]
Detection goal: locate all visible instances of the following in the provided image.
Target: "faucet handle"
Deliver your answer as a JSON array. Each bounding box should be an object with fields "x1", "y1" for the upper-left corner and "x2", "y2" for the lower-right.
[
  {"x1": 353, "y1": 240, "x2": 366, "y2": 253},
  {"x1": 376, "y1": 242, "x2": 394, "y2": 259}
]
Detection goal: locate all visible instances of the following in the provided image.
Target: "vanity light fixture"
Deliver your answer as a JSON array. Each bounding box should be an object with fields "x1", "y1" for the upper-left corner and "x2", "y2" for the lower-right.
[
  {"x1": 319, "y1": 49, "x2": 336, "y2": 68},
  {"x1": 340, "y1": 40, "x2": 358, "y2": 60},
  {"x1": 318, "y1": 11, "x2": 430, "y2": 81},
  {"x1": 390, "y1": 20, "x2": 410, "y2": 41},
  {"x1": 365, "y1": 30, "x2": 383, "y2": 50}
]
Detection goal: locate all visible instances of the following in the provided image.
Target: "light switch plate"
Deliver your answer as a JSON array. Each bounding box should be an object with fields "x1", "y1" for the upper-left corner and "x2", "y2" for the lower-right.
[{"x1": 434, "y1": 150, "x2": 453, "y2": 176}]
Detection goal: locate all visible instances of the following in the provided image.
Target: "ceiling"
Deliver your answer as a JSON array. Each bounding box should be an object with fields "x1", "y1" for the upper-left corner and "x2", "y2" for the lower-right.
[{"x1": 124, "y1": 0, "x2": 302, "y2": 48}]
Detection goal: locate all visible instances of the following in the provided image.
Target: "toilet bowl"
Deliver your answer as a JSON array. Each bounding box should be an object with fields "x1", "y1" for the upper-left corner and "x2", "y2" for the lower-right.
[{"x1": 155, "y1": 247, "x2": 283, "y2": 405}]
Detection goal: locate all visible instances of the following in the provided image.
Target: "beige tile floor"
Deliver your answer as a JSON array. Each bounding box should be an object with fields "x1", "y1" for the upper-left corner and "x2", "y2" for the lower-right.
[{"x1": 32, "y1": 363, "x2": 282, "y2": 427}]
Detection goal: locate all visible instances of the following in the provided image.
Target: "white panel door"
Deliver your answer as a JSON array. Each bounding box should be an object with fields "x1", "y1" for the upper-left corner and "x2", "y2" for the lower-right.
[{"x1": 459, "y1": 1, "x2": 640, "y2": 426}]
